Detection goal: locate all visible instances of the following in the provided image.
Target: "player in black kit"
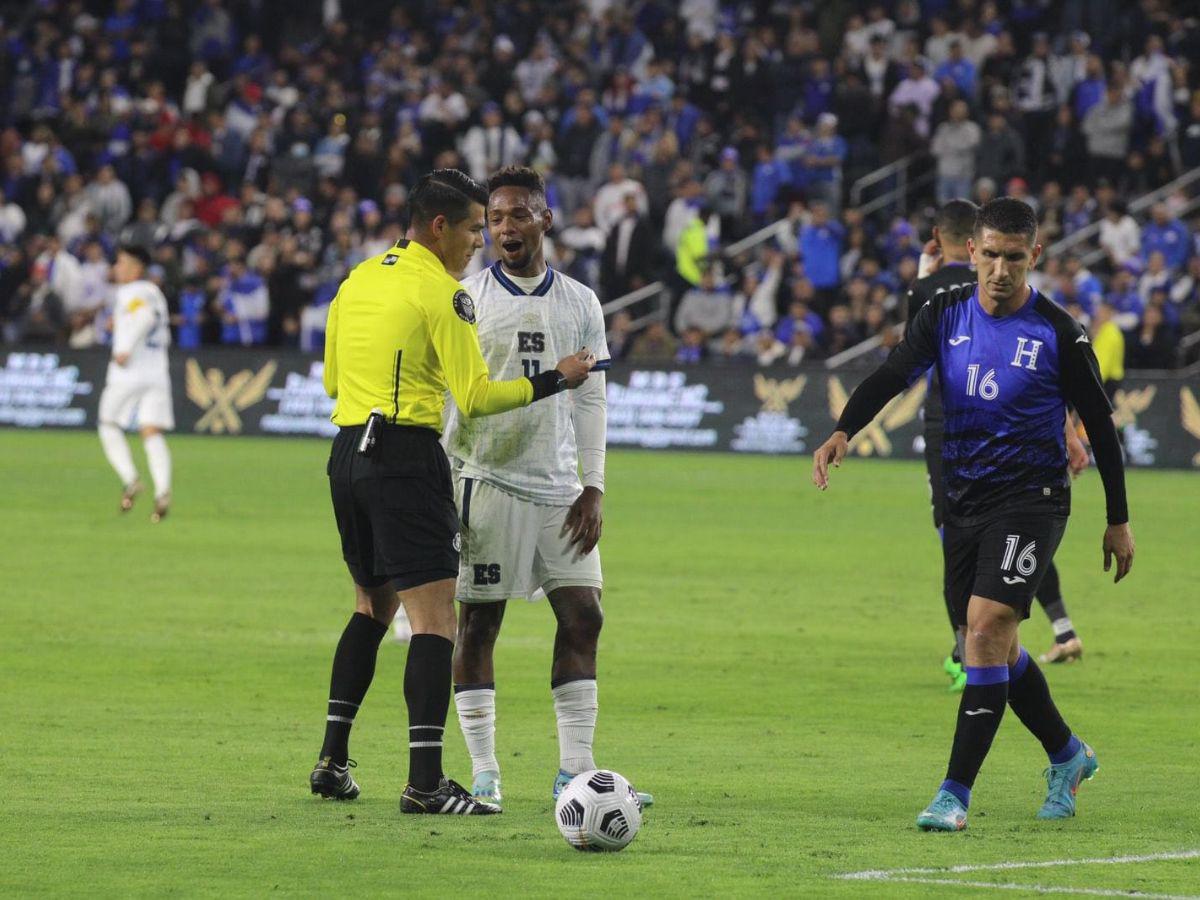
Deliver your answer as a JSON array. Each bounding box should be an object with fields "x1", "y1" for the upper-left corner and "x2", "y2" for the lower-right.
[{"x1": 906, "y1": 201, "x2": 1088, "y2": 693}]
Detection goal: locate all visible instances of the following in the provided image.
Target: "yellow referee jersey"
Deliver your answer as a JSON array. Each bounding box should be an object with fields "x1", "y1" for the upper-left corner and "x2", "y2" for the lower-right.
[{"x1": 323, "y1": 239, "x2": 533, "y2": 429}]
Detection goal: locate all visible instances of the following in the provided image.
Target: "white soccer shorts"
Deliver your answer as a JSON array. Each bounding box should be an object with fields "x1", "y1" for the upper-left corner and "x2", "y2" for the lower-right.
[
  {"x1": 98, "y1": 378, "x2": 175, "y2": 431},
  {"x1": 454, "y1": 474, "x2": 602, "y2": 602}
]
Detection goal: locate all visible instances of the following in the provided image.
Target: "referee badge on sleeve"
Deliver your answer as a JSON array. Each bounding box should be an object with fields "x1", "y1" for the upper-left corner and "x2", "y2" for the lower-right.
[{"x1": 452, "y1": 290, "x2": 476, "y2": 324}]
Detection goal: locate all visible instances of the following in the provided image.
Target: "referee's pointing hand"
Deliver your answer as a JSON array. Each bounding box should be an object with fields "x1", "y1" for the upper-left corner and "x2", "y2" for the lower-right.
[{"x1": 555, "y1": 348, "x2": 595, "y2": 388}]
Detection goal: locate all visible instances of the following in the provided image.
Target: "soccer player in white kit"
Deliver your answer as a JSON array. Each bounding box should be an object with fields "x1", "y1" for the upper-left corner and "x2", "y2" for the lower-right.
[
  {"x1": 446, "y1": 167, "x2": 651, "y2": 809},
  {"x1": 97, "y1": 245, "x2": 174, "y2": 522}
]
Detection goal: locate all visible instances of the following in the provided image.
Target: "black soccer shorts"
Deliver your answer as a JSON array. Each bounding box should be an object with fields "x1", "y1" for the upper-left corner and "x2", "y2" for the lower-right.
[
  {"x1": 943, "y1": 509, "x2": 1068, "y2": 624},
  {"x1": 328, "y1": 423, "x2": 460, "y2": 591},
  {"x1": 923, "y1": 426, "x2": 945, "y2": 530}
]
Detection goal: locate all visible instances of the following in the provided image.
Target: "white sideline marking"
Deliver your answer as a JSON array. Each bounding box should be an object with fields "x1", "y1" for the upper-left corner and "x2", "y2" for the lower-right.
[{"x1": 837, "y1": 849, "x2": 1200, "y2": 899}]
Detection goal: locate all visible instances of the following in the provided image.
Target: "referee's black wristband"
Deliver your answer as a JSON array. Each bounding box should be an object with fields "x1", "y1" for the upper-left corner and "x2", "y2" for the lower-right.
[{"x1": 528, "y1": 370, "x2": 566, "y2": 402}]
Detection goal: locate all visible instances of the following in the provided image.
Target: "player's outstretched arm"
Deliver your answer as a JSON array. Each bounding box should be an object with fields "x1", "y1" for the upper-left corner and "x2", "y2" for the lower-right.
[
  {"x1": 1059, "y1": 321, "x2": 1134, "y2": 582},
  {"x1": 812, "y1": 431, "x2": 849, "y2": 490}
]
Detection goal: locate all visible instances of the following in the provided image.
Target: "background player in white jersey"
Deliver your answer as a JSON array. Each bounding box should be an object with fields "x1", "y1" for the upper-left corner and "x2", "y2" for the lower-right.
[
  {"x1": 446, "y1": 167, "x2": 650, "y2": 808},
  {"x1": 97, "y1": 245, "x2": 174, "y2": 522}
]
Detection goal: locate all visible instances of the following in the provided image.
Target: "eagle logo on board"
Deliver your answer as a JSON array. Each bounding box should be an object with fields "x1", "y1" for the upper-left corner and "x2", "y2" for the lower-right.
[{"x1": 453, "y1": 290, "x2": 476, "y2": 324}]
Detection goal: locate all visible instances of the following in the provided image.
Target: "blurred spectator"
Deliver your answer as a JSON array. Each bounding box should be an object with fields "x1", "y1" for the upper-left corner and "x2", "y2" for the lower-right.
[
  {"x1": 460, "y1": 102, "x2": 524, "y2": 183},
  {"x1": 628, "y1": 319, "x2": 678, "y2": 362},
  {"x1": 799, "y1": 203, "x2": 844, "y2": 307},
  {"x1": 217, "y1": 258, "x2": 268, "y2": 346},
  {"x1": 1081, "y1": 84, "x2": 1133, "y2": 186},
  {"x1": 0, "y1": 187, "x2": 26, "y2": 243},
  {"x1": 594, "y1": 163, "x2": 648, "y2": 234},
  {"x1": 931, "y1": 100, "x2": 981, "y2": 203},
  {"x1": 1125, "y1": 303, "x2": 1176, "y2": 369},
  {"x1": 804, "y1": 114, "x2": 847, "y2": 214},
  {"x1": 976, "y1": 113, "x2": 1026, "y2": 188},
  {"x1": 674, "y1": 269, "x2": 733, "y2": 339},
  {"x1": 1098, "y1": 200, "x2": 1142, "y2": 271},
  {"x1": 601, "y1": 193, "x2": 655, "y2": 300},
  {"x1": 606, "y1": 310, "x2": 635, "y2": 362},
  {"x1": 1090, "y1": 303, "x2": 1125, "y2": 397},
  {"x1": 675, "y1": 205, "x2": 714, "y2": 289},
  {"x1": 889, "y1": 59, "x2": 940, "y2": 139},
  {"x1": 1141, "y1": 204, "x2": 1191, "y2": 272},
  {"x1": 704, "y1": 148, "x2": 748, "y2": 238}
]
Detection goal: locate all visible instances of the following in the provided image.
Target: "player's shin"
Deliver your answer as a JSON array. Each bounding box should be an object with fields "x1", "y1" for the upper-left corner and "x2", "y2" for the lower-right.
[
  {"x1": 943, "y1": 665, "x2": 1010, "y2": 804},
  {"x1": 142, "y1": 432, "x2": 172, "y2": 500},
  {"x1": 99, "y1": 423, "x2": 139, "y2": 487},
  {"x1": 321, "y1": 612, "x2": 389, "y2": 764},
  {"x1": 1006, "y1": 647, "x2": 1077, "y2": 761},
  {"x1": 454, "y1": 684, "x2": 499, "y2": 777},
  {"x1": 405, "y1": 634, "x2": 455, "y2": 791},
  {"x1": 552, "y1": 678, "x2": 598, "y2": 776}
]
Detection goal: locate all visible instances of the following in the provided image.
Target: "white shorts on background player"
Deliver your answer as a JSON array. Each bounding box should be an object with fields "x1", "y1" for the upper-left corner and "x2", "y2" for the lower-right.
[
  {"x1": 99, "y1": 279, "x2": 174, "y2": 430},
  {"x1": 454, "y1": 474, "x2": 602, "y2": 602}
]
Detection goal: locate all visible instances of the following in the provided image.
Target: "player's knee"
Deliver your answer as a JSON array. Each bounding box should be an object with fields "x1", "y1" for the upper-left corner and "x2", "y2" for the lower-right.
[
  {"x1": 460, "y1": 603, "x2": 504, "y2": 648},
  {"x1": 560, "y1": 598, "x2": 603, "y2": 648}
]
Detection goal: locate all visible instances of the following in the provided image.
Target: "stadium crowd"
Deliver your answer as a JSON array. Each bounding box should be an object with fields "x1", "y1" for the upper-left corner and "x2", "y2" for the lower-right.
[{"x1": 1, "y1": 0, "x2": 1199, "y2": 370}]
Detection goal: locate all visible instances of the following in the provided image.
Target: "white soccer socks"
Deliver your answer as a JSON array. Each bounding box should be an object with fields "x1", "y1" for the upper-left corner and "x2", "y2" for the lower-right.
[
  {"x1": 99, "y1": 423, "x2": 138, "y2": 487},
  {"x1": 454, "y1": 686, "x2": 499, "y2": 777},
  {"x1": 552, "y1": 679, "x2": 598, "y2": 775},
  {"x1": 142, "y1": 432, "x2": 172, "y2": 500}
]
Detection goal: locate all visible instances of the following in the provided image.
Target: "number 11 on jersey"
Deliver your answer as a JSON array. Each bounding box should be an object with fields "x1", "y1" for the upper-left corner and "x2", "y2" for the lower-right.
[{"x1": 522, "y1": 358, "x2": 541, "y2": 377}]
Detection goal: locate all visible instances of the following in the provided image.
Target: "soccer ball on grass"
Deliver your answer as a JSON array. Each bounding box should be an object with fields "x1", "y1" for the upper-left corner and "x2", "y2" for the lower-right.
[{"x1": 554, "y1": 770, "x2": 643, "y2": 852}]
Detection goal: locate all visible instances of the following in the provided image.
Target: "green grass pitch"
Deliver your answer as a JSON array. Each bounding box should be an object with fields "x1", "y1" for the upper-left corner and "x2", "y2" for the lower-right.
[{"x1": 2, "y1": 430, "x2": 1198, "y2": 897}]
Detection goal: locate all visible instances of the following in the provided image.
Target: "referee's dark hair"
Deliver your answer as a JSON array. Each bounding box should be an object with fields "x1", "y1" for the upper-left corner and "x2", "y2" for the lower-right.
[
  {"x1": 975, "y1": 197, "x2": 1039, "y2": 245},
  {"x1": 409, "y1": 169, "x2": 489, "y2": 226},
  {"x1": 487, "y1": 166, "x2": 547, "y2": 208},
  {"x1": 935, "y1": 199, "x2": 979, "y2": 243},
  {"x1": 117, "y1": 243, "x2": 152, "y2": 269}
]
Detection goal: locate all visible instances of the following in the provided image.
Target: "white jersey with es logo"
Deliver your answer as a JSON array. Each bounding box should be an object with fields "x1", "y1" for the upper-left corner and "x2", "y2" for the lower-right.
[
  {"x1": 99, "y1": 279, "x2": 174, "y2": 430},
  {"x1": 108, "y1": 280, "x2": 171, "y2": 383},
  {"x1": 445, "y1": 263, "x2": 609, "y2": 505}
]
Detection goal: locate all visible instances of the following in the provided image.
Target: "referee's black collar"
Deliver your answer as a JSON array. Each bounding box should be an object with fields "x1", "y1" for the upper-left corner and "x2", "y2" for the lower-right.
[{"x1": 490, "y1": 261, "x2": 555, "y2": 296}]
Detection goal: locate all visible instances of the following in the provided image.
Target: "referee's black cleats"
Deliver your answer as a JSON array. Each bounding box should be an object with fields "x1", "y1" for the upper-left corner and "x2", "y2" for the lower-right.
[
  {"x1": 400, "y1": 778, "x2": 502, "y2": 815},
  {"x1": 310, "y1": 757, "x2": 360, "y2": 800}
]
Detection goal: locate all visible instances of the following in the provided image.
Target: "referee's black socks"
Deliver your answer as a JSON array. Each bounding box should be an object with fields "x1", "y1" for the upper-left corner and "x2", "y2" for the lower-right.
[
  {"x1": 405, "y1": 634, "x2": 455, "y2": 792},
  {"x1": 320, "y1": 612, "x2": 389, "y2": 765}
]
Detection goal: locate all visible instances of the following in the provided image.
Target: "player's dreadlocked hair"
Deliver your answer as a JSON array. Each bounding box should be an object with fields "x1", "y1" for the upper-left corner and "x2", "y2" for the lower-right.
[
  {"x1": 487, "y1": 166, "x2": 547, "y2": 208},
  {"x1": 409, "y1": 169, "x2": 489, "y2": 226},
  {"x1": 935, "y1": 199, "x2": 979, "y2": 243},
  {"x1": 976, "y1": 197, "x2": 1039, "y2": 245}
]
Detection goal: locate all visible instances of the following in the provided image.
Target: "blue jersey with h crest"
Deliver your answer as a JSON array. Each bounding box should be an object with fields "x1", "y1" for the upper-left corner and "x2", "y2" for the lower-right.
[{"x1": 882, "y1": 284, "x2": 1109, "y2": 523}]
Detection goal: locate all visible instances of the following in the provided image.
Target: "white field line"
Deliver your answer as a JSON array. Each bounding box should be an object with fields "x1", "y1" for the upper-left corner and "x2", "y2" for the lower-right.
[{"x1": 836, "y1": 848, "x2": 1200, "y2": 899}]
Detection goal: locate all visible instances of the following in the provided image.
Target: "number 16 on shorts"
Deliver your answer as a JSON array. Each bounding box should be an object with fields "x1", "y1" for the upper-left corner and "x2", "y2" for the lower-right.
[{"x1": 1000, "y1": 534, "x2": 1038, "y2": 585}]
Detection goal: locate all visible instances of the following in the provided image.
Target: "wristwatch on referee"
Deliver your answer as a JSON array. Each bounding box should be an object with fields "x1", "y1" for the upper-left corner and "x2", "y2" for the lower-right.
[{"x1": 528, "y1": 368, "x2": 568, "y2": 401}]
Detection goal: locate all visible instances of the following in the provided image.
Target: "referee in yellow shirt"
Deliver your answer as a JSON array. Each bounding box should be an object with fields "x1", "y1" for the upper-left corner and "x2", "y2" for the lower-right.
[{"x1": 310, "y1": 169, "x2": 593, "y2": 815}]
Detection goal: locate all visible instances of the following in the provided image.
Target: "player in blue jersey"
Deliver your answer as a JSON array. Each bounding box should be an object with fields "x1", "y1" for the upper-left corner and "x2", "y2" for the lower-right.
[
  {"x1": 908, "y1": 201, "x2": 1089, "y2": 689},
  {"x1": 812, "y1": 198, "x2": 1135, "y2": 831}
]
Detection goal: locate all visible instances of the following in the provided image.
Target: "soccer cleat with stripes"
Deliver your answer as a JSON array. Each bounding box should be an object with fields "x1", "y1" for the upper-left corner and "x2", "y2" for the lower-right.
[
  {"x1": 309, "y1": 757, "x2": 360, "y2": 800},
  {"x1": 400, "y1": 777, "x2": 501, "y2": 815},
  {"x1": 553, "y1": 769, "x2": 655, "y2": 808},
  {"x1": 916, "y1": 789, "x2": 968, "y2": 831},
  {"x1": 470, "y1": 771, "x2": 503, "y2": 807},
  {"x1": 1037, "y1": 740, "x2": 1098, "y2": 819}
]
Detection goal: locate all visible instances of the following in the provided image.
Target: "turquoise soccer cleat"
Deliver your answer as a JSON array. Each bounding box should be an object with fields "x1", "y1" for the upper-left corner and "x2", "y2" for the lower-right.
[
  {"x1": 1037, "y1": 740, "x2": 1098, "y2": 819},
  {"x1": 553, "y1": 769, "x2": 655, "y2": 808},
  {"x1": 916, "y1": 789, "x2": 968, "y2": 831},
  {"x1": 470, "y1": 771, "x2": 502, "y2": 807}
]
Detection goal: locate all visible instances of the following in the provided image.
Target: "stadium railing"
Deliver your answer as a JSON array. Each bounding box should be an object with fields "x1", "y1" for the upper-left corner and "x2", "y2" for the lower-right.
[
  {"x1": 1043, "y1": 166, "x2": 1200, "y2": 267},
  {"x1": 848, "y1": 153, "x2": 933, "y2": 218}
]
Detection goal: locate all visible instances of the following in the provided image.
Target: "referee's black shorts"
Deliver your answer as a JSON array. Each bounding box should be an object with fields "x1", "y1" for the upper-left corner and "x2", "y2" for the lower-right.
[{"x1": 327, "y1": 423, "x2": 459, "y2": 591}]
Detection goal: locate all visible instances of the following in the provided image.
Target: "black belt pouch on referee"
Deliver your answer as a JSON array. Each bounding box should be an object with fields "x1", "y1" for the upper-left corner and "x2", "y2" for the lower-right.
[{"x1": 328, "y1": 420, "x2": 460, "y2": 591}]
